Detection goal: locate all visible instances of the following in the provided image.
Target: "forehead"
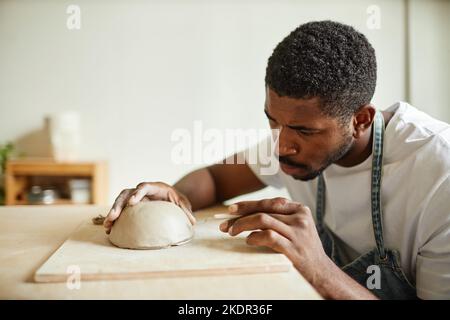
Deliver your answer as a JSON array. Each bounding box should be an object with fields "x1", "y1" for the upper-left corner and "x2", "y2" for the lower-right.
[{"x1": 265, "y1": 87, "x2": 323, "y2": 119}]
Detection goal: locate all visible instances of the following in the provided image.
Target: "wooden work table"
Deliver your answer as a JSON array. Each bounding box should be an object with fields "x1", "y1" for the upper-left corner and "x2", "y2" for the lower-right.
[{"x1": 0, "y1": 205, "x2": 321, "y2": 299}]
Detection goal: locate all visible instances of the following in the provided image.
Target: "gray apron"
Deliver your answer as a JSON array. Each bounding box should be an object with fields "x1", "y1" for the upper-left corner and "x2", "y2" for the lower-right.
[{"x1": 316, "y1": 111, "x2": 417, "y2": 299}]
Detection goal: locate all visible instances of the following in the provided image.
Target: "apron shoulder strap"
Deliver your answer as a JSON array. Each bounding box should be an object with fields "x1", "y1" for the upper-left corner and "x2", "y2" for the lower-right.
[
  {"x1": 371, "y1": 111, "x2": 387, "y2": 259},
  {"x1": 315, "y1": 111, "x2": 387, "y2": 260}
]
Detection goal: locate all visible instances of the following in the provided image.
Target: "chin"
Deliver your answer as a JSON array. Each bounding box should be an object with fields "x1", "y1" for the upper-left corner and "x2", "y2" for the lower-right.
[
  {"x1": 287, "y1": 166, "x2": 324, "y2": 181},
  {"x1": 290, "y1": 172, "x2": 321, "y2": 181},
  {"x1": 280, "y1": 162, "x2": 326, "y2": 181}
]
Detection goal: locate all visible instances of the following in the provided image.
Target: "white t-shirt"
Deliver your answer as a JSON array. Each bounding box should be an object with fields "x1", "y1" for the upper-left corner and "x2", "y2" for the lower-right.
[{"x1": 244, "y1": 102, "x2": 450, "y2": 299}]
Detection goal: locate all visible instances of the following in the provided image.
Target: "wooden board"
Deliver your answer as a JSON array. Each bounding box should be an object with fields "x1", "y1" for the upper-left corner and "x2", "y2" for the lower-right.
[{"x1": 34, "y1": 216, "x2": 292, "y2": 282}]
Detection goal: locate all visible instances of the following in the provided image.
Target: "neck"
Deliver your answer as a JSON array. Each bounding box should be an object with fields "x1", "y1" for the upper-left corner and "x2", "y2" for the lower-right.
[{"x1": 334, "y1": 111, "x2": 394, "y2": 167}]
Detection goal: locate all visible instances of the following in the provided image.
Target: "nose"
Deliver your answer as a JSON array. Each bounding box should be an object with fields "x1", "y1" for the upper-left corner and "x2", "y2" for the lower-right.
[{"x1": 274, "y1": 127, "x2": 299, "y2": 158}]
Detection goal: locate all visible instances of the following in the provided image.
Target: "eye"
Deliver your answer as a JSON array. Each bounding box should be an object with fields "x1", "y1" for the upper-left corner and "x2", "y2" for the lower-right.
[{"x1": 296, "y1": 129, "x2": 314, "y2": 136}]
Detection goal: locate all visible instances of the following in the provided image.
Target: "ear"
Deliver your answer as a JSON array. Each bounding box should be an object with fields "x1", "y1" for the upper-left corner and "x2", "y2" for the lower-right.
[{"x1": 352, "y1": 105, "x2": 376, "y2": 139}]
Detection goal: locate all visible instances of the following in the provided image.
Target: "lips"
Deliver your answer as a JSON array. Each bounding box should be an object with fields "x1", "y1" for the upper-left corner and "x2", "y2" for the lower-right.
[{"x1": 280, "y1": 162, "x2": 302, "y2": 175}]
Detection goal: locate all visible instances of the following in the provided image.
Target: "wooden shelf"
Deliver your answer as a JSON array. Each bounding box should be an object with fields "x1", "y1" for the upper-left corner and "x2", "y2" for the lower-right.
[
  {"x1": 5, "y1": 158, "x2": 108, "y2": 206},
  {"x1": 14, "y1": 199, "x2": 76, "y2": 206}
]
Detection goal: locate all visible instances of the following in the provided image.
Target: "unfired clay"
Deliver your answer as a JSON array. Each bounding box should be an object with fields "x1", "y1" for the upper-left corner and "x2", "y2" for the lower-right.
[{"x1": 109, "y1": 201, "x2": 194, "y2": 249}]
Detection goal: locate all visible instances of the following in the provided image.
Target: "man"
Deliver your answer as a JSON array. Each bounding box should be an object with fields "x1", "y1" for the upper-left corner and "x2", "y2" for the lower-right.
[{"x1": 104, "y1": 21, "x2": 450, "y2": 299}]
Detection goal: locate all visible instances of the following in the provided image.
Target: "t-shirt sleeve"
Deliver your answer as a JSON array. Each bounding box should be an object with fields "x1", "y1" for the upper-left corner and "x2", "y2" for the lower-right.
[
  {"x1": 237, "y1": 136, "x2": 284, "y2": 189},
  {"x1": 416, "y1": 176, "x2": 450, "y2": 299}
]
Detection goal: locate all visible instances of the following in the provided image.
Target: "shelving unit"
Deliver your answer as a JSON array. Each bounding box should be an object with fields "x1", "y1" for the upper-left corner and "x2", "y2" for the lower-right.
[{"x1": 5, "y1": 158, "x2": 108, "y2": 205}]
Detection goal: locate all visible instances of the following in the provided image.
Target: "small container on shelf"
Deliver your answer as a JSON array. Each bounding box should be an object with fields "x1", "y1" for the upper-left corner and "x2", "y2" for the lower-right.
[
  {"x1": 68, "y1": 179, "x2": 91, "y2": 204},
  {"x1": 27, "y1": 185, "x2": 60, "y2": 205}
]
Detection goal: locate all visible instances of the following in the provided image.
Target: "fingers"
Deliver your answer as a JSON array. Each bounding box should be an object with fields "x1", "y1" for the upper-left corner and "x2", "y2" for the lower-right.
[
  {"x1": 246, "y1": 230, "x2": 293, "y2": 256},
  {"x1": 180, "y1": 202, "x2": 196, "y2": 225},
  {"x1": 166, "y1": 188, "x2": 196, "y2": 225},
  {"x1": 122, "y1": 182, "x2": 197, "y2": 225},
  {"x1": 128, "y1": 182, "x2": 169, "y2": 205},
  {"x1": 167, "y1": 188, "x2": 179, "y2": 205},
  {"x1": 222, "y1": 213, "x2": 294, "y2": 241},
  {"x1": 104, "y1": 188, "x2": 134, "y2": 233},
  {"x1": 219, "y1": 217, "x2": 239, "y2": 232},
  {"x1": 228, "y1": 197, "x2": 303, "y2": 216},
  {"x1": 219, "y1": 213, "x2": 291, "y2": 232}
]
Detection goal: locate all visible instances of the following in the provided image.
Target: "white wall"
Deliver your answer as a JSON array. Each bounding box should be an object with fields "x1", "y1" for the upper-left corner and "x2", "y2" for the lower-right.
[
  {"x1": 409, "y1": 0, "x2": 450, "y2": 121},
  {"x1": 0, "y1": 0, "x2": 445, "y2": 204}
]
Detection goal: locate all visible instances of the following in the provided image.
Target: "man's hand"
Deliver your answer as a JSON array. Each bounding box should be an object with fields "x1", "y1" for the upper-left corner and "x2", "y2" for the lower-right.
[
  {"x1": 219, "y1": 197, "x2": 331, "y2": 286},
  {"x1": 103, "y1": 182, "x2": 195, "y2": 234},
  {"x1": 219, "y1": 197, "x2": 378, "y2": 299}
]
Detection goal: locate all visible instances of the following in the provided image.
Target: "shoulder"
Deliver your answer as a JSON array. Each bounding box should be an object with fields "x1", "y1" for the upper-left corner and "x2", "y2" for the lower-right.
[
  {"x1": 385, "y1": 101, "x2": 450, "y2": 144},
  {"x1": 384, "y1": 102, "x2": 450, "y2": 172}
]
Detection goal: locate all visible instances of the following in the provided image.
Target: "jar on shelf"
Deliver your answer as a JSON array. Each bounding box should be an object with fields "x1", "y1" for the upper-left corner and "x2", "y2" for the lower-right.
[{"x1": 68, "y1": 179, "x2": 91, "y2": 204}]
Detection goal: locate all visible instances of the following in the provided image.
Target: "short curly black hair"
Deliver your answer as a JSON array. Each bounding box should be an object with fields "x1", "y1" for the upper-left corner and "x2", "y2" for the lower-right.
[{"x1": 265, "y1": 20, "x2": 377, "y2": 121}]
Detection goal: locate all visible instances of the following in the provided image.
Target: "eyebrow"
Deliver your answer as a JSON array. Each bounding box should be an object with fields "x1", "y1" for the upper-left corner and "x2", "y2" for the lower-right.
[{"x1": 264, "y1": 109, "x2": 319, "y2": 131}]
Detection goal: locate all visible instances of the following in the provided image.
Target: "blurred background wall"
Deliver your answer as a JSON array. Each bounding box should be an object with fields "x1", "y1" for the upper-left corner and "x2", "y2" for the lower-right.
[{"x1": 0, "y1": 0, "x2": 449, "y2": 204}]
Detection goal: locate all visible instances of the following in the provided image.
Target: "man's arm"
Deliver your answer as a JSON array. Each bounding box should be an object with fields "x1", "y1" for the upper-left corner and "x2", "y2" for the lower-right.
[{"x1": 174, "y1": 154, "x2": 267, "y2": 211}]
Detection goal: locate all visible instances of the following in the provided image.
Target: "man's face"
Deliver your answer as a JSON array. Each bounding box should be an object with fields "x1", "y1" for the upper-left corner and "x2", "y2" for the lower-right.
[{"x1": 265, "y1": 87, "x2": 354, "y2": 181}]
